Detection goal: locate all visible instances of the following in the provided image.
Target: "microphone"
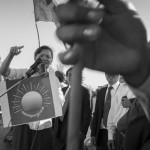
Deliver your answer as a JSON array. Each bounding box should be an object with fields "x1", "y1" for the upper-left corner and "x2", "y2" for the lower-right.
[
  {"x1": 26, "y1": 57, "x2": 42, "y2": 77},
  {"x1": 55, "y1": 71, "x2": 65, "y2": 83},
  {"x1": 40, "y1": 63, "x2": 47, "y2": 77}
]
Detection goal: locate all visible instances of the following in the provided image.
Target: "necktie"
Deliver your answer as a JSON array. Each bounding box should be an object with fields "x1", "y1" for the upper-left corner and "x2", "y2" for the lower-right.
[{"x1": 103, "y1": 86, "x2": 113, "y2": 127}]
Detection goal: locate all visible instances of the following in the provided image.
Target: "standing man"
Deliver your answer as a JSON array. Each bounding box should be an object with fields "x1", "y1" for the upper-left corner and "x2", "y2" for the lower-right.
[
  {"x1": 53, "y1": 67, "x2": 91, "y2": 150},
  {"x1": 107, "y1": 76, "x2": 135, "y2": 150},
  {"x1": 88, "y1": 73, "x2": 119, "y2": 150}
]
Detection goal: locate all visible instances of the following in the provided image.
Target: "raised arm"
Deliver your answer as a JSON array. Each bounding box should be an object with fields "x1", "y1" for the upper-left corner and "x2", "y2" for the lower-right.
[
  {"x1": 55, "y1": 0, "x2": 150, "y2": 120},
  {"x1": 0, "y1": 46, "x2": 24, "y2": 77}
]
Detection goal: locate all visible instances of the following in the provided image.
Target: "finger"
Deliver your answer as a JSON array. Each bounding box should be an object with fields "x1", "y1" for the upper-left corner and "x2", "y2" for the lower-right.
[
  {"x1": 14, "y1": 46, "x2": 18, "y2": 50},
  {"x1": 12, "y1": 46, "x2": 18, "y2": 54},
  {"x1": 15, "y1": 49, "x2": 21, "y2": 54},
  {"x1": 18, "y1": 50, "x2": 22, "y2": 54},
  {"x1": 56, "y1": 4, "x2": 104, "y2": 24},
  {"x1": 10, "y1": 46, "x2": 23, "y2": 52},
  {"x1": 17, "y1": 46, "x2": 24, "y2": 50},
  {"x1": 100, "y1": 0, "x2": 129, "y2": 14},
  {"x1": 57, "y1": 25, "x2": 101, "y2": 43},
  {"x1": 59, "y1": 44, "x2": 81, "y2": 65},
  {"x1": 15, "y1": 46, "x2": 24, "y2": 54}
]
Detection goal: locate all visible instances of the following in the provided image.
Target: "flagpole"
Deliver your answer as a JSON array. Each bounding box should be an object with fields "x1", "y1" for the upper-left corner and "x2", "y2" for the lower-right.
[
  {"x1": 35, "y1": 22, "x2": 41, "y2": 47},
  {"x1": 33, "y1": 0, "x2": 41, "y2": 47},
  {"x1": 64, "y1": 1, "x2": 83, "y2": 149}
]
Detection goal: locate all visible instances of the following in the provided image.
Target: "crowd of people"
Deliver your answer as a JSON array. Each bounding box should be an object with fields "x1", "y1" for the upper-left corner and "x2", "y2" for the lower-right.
[
  {"x1": 0, "y1": 0, "x2": 150, "y2": 150},
  {"x1": 0, "y1": 46, "x2": 138, "y2": 150}
]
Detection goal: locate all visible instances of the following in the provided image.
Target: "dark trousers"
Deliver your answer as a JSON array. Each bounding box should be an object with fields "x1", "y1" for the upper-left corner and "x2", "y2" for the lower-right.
[
  {"x1": 54, "y1": 138, "x2": 85, "y2": 150},
  {"x1": 12, "y1": 125, "x2": 53, "y2": 150},
  {"x1": 12, "y1": 125, "x2": 31, "y2": 150},
  {"x1": 96, "y1": 129, "x2": 109, "y2": 150},
  {"x1": 114, "y1": 129, "x2": 124, "y2": 150},
  {"x1": 30, "y1": 128, "x2": 54, "y2": 150},
  {"x1": 0, "y1": 115, "x2": 12, "y2": 150}
]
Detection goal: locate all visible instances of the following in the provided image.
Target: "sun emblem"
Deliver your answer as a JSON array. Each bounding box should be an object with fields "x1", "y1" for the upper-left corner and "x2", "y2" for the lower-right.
[{"x1": 11, "y1": 77, "x2": 52, "y2": 118}]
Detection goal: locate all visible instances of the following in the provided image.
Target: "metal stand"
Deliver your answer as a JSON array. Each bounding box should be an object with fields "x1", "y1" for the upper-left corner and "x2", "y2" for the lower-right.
[{"x1": 0, "y1": 76, "x2": 27, "y2": 98}]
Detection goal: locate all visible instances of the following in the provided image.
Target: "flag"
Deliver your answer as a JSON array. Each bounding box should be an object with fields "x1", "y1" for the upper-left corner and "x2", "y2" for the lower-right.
[
  {"x1": 33, "y1": 0, "x2": 60, "y2": 27},
  {"x1": 0, "y1": 70, "x2": 63, "y2": 127}
]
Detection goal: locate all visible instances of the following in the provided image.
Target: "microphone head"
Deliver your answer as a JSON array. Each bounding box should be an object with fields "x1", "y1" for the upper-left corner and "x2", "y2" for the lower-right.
[
  {"x1": 55, "y1": 71, "x2": 65, "y2": 83},
  {"x1": 40, "y1": 63, "x2": 47, "y2": 76},
  {"x1": 36, "y1": 57, "x2": 42, "y2": 65},
  {"x1": 31, "y1": 57, "x2": 42, "y2": 70},
  {"x1": 26, "y1": 57, "x2": 42, "y2": 78}
]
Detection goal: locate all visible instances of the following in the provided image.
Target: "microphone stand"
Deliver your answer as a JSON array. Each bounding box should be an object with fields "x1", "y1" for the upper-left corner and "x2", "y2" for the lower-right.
[
  {"x1": 0, "y1": 75, "x2": 27, "y2": 98},
  {"x1": 0, "y1": 68, "x2": 39, "y2": 98}
]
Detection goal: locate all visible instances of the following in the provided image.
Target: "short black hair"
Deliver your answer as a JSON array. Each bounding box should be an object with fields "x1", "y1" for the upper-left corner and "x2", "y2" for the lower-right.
[
  {"x1": 34, "y1": 45, "x2": 53, "y2": 59},
  {"x1": 66, "y1": 67, "x2": 73, "y2": 76},
  {"x1": 55, "y1": 71, "x2": 65, "y2": 83}
]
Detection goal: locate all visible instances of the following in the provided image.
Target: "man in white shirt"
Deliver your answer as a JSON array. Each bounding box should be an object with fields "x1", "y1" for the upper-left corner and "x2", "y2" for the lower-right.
[
  {"x1": 86, "y1": 73, "x2": 119, "y2": 150},
  {"x1": 107, "y1": 76, "x2": 135, "y2": 150}
]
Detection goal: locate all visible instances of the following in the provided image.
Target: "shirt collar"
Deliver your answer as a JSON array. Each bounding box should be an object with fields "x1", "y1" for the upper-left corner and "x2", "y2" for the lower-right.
[
  {"x1": 67, "y1": 85, "x2": 71, "y2": 91},
  {"x1": 108, "y1": 81, "x2": 119, "y2": 90}
]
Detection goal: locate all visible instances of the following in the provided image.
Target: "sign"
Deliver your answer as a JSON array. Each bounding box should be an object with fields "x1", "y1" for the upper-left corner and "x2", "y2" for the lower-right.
[{"x1": 0, "y1": 70, "x2": 62, "y2": 127}]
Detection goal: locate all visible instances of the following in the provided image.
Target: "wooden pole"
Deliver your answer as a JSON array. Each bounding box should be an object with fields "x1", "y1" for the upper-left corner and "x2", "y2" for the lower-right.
[
  {"x1": 33, "y1": 0, "x2": 40, "y2": 47},
  {"x1": 64, "y1": 1, "x2": 101, "y2": 149},
  {"x1": 35, "y1": 22, "x2": 41, "y2": 48},
  {"x1": 66, "y1": 40, "x2": 84, "y2": 150},
  {"x1": 67, "y1": 61, "x2": 83, "y2": 150}
]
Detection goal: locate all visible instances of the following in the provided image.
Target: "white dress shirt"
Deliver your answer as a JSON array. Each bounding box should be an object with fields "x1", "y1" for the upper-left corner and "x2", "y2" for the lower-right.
[
  {"x1": 100, "y1": 81, "x2": 120, "y2": 129},
  {"x1": 107, "y1": 82, "x2": 135, "y2": 140}
]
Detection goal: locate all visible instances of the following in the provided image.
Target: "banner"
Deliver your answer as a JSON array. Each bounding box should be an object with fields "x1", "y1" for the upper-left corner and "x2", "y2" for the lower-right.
[
  {"x1": 33, "y1": 0, "x2": 60, "y2": 26},
  {"x1": 0, "y1": 70, "x2": 62, "y2": 127}
]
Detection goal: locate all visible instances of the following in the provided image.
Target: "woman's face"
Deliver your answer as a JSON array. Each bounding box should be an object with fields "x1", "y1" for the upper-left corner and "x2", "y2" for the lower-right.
[{"x1": 35, "y1": 49, "x2": 53, "y2": 69}]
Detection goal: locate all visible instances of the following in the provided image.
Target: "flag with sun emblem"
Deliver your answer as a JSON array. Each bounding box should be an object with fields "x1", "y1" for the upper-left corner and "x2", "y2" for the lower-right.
[{"x1": 0, "y1": 70, "x2": 63, "y2": 127}]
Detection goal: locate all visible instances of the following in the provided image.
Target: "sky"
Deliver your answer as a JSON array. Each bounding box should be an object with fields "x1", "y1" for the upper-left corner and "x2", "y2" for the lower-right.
[{"x1": 0, "y1": 0, "x2": 150, "y2": 89}]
